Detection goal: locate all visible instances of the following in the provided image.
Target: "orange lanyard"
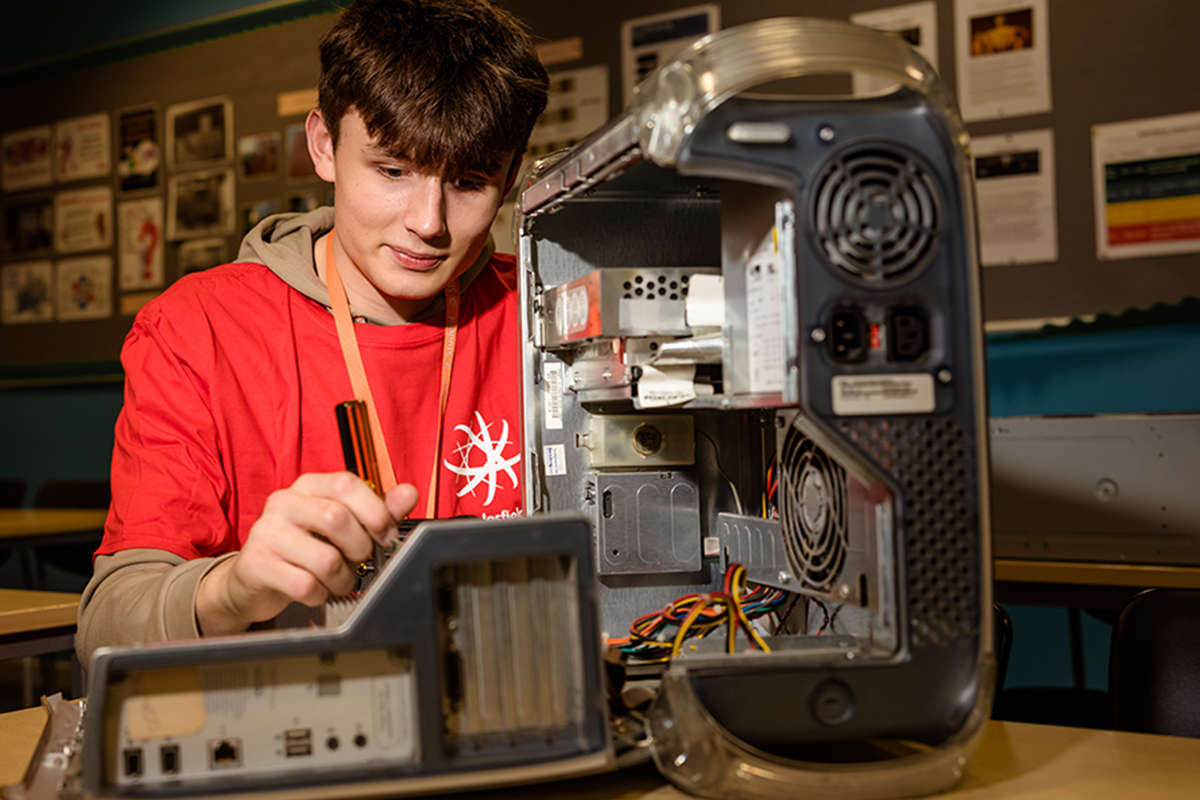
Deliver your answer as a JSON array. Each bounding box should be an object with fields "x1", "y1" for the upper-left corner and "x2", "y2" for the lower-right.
[{"x1": 324, "y1": 230, "x2": 459, "y2": 518}]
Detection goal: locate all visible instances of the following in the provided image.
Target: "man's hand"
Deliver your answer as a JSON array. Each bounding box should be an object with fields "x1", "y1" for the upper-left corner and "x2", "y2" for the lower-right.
[{"x1": 196, "y1": 472, "x2": 419, "y2": 636}]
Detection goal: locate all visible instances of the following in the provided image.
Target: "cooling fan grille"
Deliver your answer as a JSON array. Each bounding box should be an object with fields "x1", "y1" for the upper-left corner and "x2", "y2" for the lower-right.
[
  {"x1": 811, "y1": 144, "x2": 940, "y2": 282},
  {"x1": 778, "y1": 427, "x2": 848, "y2": 590}
]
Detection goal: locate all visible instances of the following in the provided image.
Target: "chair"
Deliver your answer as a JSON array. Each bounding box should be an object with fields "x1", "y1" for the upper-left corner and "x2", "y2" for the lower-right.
[
  {"x1": 1109, "y1": 589, "x2": 1200, "y2": 737},
  {"x1": 30, "y1": 479, "x2": 111, "y2": 588},
  {"x1": 0, "y1": 478, "x2": 25, "y2": 507}
]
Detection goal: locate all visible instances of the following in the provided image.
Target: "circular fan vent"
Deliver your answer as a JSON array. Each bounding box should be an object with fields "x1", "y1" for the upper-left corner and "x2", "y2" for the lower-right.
[
  {"x1": 778, "y1": 427, "x2": 848, "y2": 590},
  {"x1": 811, "y1": 144, "x2": 940, "y2": 283}
]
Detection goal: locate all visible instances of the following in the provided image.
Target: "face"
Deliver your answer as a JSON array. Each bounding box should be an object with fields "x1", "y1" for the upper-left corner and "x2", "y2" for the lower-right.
[{"x1": 307, "y1": 109, "x2": 513, "y2": 322}]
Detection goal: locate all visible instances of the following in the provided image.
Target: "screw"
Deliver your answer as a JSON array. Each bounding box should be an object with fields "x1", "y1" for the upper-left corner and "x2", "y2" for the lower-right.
[
  {"x1": 838, "y1": 583, "x2": 852, "y2": 599},
  {"x1": 937, "y1": 368, "x2": 953, "y2": 384},
  {"x1": 818, "y1": 125, "x2": 836, "y2": 143},
  {"x1": 811, "y1": 327, "x2": 827, "y2": 343},
  {"x1": 777, "y1": 571, "x2": 791, "y2": 584},
  {"x1": 1095, "y1": 478, "x2": 1118, "y2": 502},
  {"x1": 601, "y1": 369, "x2": 611, "y2": 381}
]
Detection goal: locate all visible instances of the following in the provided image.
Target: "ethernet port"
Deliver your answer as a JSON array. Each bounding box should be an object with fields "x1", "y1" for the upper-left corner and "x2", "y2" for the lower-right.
[{"x1": 208, "y1": 738, "x2": 242, "y2": 769}]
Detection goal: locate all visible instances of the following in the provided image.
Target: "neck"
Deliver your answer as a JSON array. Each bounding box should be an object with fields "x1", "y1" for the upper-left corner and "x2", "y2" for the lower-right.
[{"x1": 314, "y1": 232, "x2": 439, "y2": 325}]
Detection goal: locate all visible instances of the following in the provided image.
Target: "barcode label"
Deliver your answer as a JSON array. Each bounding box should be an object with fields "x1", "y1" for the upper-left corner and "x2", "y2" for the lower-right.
[{"x1": 544, "y1": 361, "x2": 564, "y2": 430}]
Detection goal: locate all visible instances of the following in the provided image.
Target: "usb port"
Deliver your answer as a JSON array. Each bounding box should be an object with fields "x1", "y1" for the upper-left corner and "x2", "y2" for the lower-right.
[{"x1": 284, "y1": 728, "x2": 313, "y2": 757}]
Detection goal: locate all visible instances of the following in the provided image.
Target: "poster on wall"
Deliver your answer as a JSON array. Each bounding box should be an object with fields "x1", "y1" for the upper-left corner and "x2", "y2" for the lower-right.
[
  {"x1": 238, "y1": 132, "x2": 281, "y2": 180},
  {"x1": 167, "y1": 168, "x2": 235, "y2": 240},
  {"x1": 850, "y1": 2, "x2": 939, "y2": 95},
  {"x1": 971, "y1": 128, "x2": 1058, "y2": 266},
  {"x1": 621, "y1": 4, "x2": 719, "y2": 105},
  {"x1": 285, "y1": 123, "x2": 316, "y2": 181},
  {"x1": 526, "y1": 65, "x2": 609, "y2": 159},
  {"x1": 3, "y1": 195, "x2": 54, "y2": 255},
  {"x1": 953, "y1": 0, "x2": 1051, "y2": 122},
  {"x1": 178, "y1": 237, "x2": 227, "y2": 274},
  {"x1": 1092, "y1": 111, "x2": 1200, "y2": 260},
  {"x1": 166, "y1": 96, "x2": 233, "y2": 170},
  {"x1": 2, "y1": 125, "x2": 52, "y2": 191},
  {"x1": 240, "y1": 198, "x2": 281, "y2": 235},
  {"x1": 56, "y1": 255, "x2": 113, "y2": 321},
  {"x1": 117, "y1": 106, "x2": 162, "y2": 193},
  {"x1": 118, "y1": 197, "x2": 164, "y2": 290},
  {"x1": 1, "y1": 260, "x2": 53, "y2": 324},
  {"x1": 54, "y1": 186, "x2": 113, "y2": 253},
  {"x1": 54, "y1": 113, "x2": 111, "y2": 182}
]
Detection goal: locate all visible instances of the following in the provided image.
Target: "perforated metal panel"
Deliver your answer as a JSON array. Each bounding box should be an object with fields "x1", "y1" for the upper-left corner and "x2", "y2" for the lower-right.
[{"x1": 839, "y1": 416, "x2": 979, "y2": 648}]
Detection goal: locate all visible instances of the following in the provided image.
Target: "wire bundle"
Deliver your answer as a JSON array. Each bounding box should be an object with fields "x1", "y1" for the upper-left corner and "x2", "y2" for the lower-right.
[{"x1": 609, "y1": 563, "x2": 789, "y2": 663}]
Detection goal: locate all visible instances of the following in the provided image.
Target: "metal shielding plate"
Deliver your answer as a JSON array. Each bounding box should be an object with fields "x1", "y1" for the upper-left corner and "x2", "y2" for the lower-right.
[{"x1": 591, "y1": 471, "x2": 701, "y2": 575}]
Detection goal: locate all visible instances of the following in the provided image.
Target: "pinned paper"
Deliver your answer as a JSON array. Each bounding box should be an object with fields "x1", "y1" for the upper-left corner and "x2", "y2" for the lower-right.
[
  {"x1": 125, "y1": 668, "x2": 207, "y2": 741},
  {"x1": 636, "y1": 364, "x2": 696, "y2": 408},
  {"x1": 685, "y1": 274, "x2": 724, "y2": 328}
]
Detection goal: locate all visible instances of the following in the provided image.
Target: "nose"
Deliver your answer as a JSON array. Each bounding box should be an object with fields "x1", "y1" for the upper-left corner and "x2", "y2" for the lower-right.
[{"x1": 404, "y1": 175, "x2": 447, "y2": 240}]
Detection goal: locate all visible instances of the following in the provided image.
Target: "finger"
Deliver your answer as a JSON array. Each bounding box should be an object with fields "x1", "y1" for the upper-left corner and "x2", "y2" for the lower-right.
[
  {"x1": 385, "y1": 483, "x2": 419, "y2": 523},
  {"x1": 291, "y1": 471, "x2": 396, "y2": 544},
  {"x1": 276, "y1": 527, "x2": 359, "y2": 598}
]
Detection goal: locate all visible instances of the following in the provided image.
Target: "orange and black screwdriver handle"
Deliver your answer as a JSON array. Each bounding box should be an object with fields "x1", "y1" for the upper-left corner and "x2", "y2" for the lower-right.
[{"x1": 335, "y1": 400, "x2": 384, "y2": 575}]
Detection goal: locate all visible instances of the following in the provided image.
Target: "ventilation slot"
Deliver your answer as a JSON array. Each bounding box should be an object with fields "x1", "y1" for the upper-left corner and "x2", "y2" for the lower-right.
[
  {"x1": 778, "y1": 428, "x2": 849, "y2": 591},
  {"x1": 811, "y1": 145, "x2": 940, "y2": 283},
  {"x1": 438, "y1": 556, "x2": 583, "y2": 749}
]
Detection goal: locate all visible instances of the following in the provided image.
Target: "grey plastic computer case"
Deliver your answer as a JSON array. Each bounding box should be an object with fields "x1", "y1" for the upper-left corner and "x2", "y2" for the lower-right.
[{"x1": 516, "y1": 18, "x2": 993, "y2": 799}]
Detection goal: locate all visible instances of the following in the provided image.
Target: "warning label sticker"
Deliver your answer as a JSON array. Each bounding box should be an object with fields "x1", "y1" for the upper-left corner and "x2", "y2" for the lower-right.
[{"x1": 831, "y1": 373, "x2": 936, "y2": 416}]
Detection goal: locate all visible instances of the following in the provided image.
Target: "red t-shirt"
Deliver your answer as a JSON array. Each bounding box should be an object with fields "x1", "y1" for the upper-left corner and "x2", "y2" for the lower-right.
[{"x1": 98, "y1": 255, "x2": 524, "y2": 560}]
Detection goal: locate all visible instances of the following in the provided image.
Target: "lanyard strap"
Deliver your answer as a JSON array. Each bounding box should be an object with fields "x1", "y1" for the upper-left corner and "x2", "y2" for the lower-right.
[{"x1": 324, "y1": 230, "x2": 459, "y2": 517}]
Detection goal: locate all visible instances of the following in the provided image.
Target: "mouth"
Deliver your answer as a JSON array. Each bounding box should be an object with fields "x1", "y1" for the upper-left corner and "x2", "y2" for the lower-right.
[{"x1": 386, "y1": 245, "x2": 446, "y2": 272}]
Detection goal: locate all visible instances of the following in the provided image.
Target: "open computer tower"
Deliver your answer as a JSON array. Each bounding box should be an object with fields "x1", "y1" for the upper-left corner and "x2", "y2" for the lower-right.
[{"x1": 515, "y1": 17, "x2": 994, "y2": 799}]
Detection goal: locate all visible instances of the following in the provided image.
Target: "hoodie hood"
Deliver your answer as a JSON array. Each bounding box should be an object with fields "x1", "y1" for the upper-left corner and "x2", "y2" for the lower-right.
[{"x1": 236, "y1": 207, "x2": 496, "y2": 325}]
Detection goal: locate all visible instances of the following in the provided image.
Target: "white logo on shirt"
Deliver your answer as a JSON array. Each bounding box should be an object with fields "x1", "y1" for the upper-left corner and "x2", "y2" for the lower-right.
[{"x1": 444, "y1": 411, "x2": 520, "y2": 506}]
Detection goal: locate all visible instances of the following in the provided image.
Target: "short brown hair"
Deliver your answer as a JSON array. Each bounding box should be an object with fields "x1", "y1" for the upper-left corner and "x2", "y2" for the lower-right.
[{"x1": 318, "y1": 0, "x2": 549, "y2": 175}]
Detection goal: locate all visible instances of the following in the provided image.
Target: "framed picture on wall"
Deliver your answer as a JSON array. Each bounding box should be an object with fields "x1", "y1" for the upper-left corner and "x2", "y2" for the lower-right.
[
  {"x1": 2, "y1": 194, "x2": 54, "y2": 256},
  {"x1": 54, "y1": 186, "x2": 113, "y2": 253},
  {"x1": 56, "y1": 255, "x2": 113, "y2": 321},
  {"x1": 116, "y1": 105, "x2": 162, "y2": 193},
  {"x1": 166, "y1": 96, "x2": 233, "y2": 170},
  {"x1": 284, "y1": 123, "x2": 316, "y2": 181},
  {"x1": 54, "y1": 113, "x2": 112, "y2": 183},
  {"x1": 1, "y1": 260, "x2": 53, "y2": 324},
  {"x1": 178, "y1": 236, "x2": 227, "y2": 275},
  {"x1": 1, "y1": 125, "x2": 52, "y2": 191},
  {"x1": 238, "y1": 132, "x2": 281, "y2": 180},
  {"x1": 167, "y1": 167, "x2": 235, "y2": 240}
]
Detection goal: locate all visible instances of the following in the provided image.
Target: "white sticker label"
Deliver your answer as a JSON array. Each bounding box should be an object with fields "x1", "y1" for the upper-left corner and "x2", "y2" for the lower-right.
[
  {"x1": 543, "y1": 361, "x2": 564, "y2": 430},
  {"x1": 746, "y1": 233, "x2": 785, "y2": 394},
  {"x1": 543, "y1": 443, "x2": 567, "y2": 476},
  {"x1": 636, "y1": 364, "x2": 696, "y2": 408},
  {"x1": 832, "y1": 373, "x2": 936, "y2": 416},
  {"x1": 556, "y1": 286, "x2": 589, "y2": 338}
]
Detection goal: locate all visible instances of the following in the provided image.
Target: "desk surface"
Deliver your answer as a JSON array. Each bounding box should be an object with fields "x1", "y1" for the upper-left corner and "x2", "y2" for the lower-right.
[
  {"x1": 994, "y1": 558, "x2": 1200, "y2": 588},
  {"x1": 0, "y1": 589, "x2": 80, "y2": 636},
  {"x1": 0, "y1": 508, "x2": 107, "y2": 540},
  {"x1": 2, "y1": 707, "x2": 1198, "y2": 799}
]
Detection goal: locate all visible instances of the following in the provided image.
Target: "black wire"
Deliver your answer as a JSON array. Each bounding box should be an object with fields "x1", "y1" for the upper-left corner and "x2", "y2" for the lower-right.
[
  {"x1": 827, "y1": 602, "x2": 844, "y2": 634},
  {"x1": 814, "y1": 599, "x2": 831, "y2": 634},
  {"x1": 773, "y1": 593, "x2": 801, "y2": 635}
]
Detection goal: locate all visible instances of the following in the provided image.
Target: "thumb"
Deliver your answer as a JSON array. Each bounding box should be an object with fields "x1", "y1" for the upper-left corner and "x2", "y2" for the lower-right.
[{"x1": 384, "y1": 482, "x2": 420, "y2": 522}]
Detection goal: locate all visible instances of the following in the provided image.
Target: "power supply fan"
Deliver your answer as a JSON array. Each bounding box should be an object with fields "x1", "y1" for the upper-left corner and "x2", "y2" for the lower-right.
[
  {"x1": 778, "y1": 427, "x2": 849, "y2": 590},
  {"x1": 811, "y1": 144, "x2": 940, "y2": 283}
]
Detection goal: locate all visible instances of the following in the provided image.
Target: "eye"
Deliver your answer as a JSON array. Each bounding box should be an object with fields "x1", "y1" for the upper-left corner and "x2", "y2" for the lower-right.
[
  {"x1": 377, "y1": 165, "x2": 408, "y2": 179},
  {"x1": 452, "y1": 174, "x2": 488, "y2": 191}
]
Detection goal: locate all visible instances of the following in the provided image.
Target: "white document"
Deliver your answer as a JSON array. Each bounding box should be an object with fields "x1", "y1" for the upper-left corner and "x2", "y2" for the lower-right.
[
  {"x1": 953, "y1": 0, "x2": 1051, "y2": 121},
  {"x1": 527, "y1": 65, "x2": 609, "y2": 159},
  {"x1": 745, "y1": 235, "x2": 785, "y2": 395},
  {"x1": 55, "y1": 186, "x2": 113, "y2": 253},
  {"x1": 118, "y1": 198, "x2": 165, "y2": 290},
  {"x1": 1092, "y1": 111, "x2": 1200, "y2": 260},
  {"x1": 850, "y1": 2, "x2": 939, "y2": 94},
  {"x1": 972, "y1": 128, "x2": 1058, "y2": 265},
  {"x1": 636, "y1": 364, "x2": 696, "y2": 409},
  {"x1": 54, "y1": 113, "x2": 111, "y2": 182},
  {"x1": 621, "y1": 4, "x2": 719, "y2": 105}
]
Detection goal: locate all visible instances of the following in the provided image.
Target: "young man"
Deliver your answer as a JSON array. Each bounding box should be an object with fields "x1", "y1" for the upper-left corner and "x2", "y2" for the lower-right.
[{"x1": 76, "y1": 0, "x2": 548, "y2": 662}]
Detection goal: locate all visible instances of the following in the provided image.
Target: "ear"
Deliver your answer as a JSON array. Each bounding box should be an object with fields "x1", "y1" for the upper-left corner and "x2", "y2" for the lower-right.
[{"x1": 306, "y1": 109, "x2": 337, "y2": 183}]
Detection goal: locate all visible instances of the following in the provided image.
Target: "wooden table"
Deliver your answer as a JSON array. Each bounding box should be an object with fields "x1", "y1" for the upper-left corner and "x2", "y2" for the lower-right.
[
  {"x1": 2, "y1": 704, "x2": 1199, "y2": 799},
  {"x1": 0, "y1": 508, "x2": 107, "y2": 543},
  {"x1": 0, "y1": 588, "x2": 81, "y2": 708}
]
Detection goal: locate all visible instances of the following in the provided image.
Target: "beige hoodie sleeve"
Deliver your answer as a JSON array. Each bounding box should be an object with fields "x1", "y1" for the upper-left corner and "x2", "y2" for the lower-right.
[{"x1": 75, "y1": 548, "x2": 238, "y2": 667}]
